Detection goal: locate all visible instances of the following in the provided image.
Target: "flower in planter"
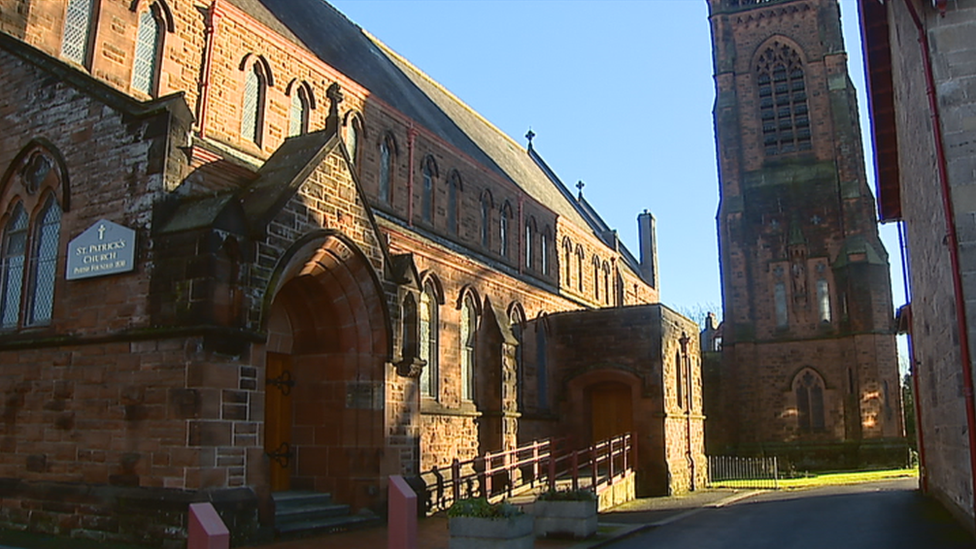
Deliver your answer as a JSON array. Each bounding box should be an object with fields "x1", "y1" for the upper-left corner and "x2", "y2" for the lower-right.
[
  {"x1": 447, "y1": 497, "x2": 523, "y2": 519},
  {"x1": 536, "y1": 489, "x2": 597, "y2": 502}
]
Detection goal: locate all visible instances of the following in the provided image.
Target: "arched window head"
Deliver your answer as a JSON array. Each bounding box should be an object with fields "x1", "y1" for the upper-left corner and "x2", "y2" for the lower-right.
[
  {"x1": 241, "y1": 62, "x2": 267, "y2": 146},
  {"x1": 499, "y1": 202, "x2": 513, "y2": 258},
  {"x1": 132, "y1": 7, "x2": 164, "y2": 96},
  {"x1": 794, "y1": 369, "x2": 825, "y2": 432},
  {"x1": 525, "y1": 219, "x2": 535, "y2": 270},
  {"x1": 602, "y1": 262, "x2": 611, "y2": 305},
  {"x1": 421, "y1": 156, "x2": 437, "y2": 224},
  {"x1": 419, "y1": 283, "x2": 439, "y2": 399},
  {"x1": 447, "y1": 172, "x2": 461, "y2": 235},
  {"x1": 378, "y1": 134, "x2": 396, "y2": 204},
  {"x1": 289, "y1": 86, "x2": 310, "y2": 137},
  {"x1": 460, "y1": 295, "x2": 477, "y2": 401},
  {"x1": 756, "y1": 41, "x2": 811, "y2": 156},
  {"x1": 61, "y1": 0, "x2": 94, "y2": 66}
]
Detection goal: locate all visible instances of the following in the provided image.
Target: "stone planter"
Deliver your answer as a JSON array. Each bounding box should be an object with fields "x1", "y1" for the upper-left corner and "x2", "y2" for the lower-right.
[
  {"x1": 448, "y1": 513, "x2": 534, "y2": 549},
  {"x1": 532, "y1": 499, "x2": 598, "y2": 539}
]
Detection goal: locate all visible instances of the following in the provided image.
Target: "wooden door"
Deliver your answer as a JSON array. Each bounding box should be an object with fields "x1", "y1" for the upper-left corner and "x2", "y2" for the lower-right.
[
  {"x1": 265, "y1": 352, "x2": 294, "y2": 491},
  {"x1": 590, "y1": 382, "x2": 633, "y2": 443}
]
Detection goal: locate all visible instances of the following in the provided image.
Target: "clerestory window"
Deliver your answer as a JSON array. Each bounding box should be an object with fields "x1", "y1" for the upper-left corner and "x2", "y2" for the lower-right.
[
  {"x1": 132, "y1": 7, "x2": 164, "y2": 96},
  {"x1": 61, "y1": 0, "x2": 94, "y2": 66}
]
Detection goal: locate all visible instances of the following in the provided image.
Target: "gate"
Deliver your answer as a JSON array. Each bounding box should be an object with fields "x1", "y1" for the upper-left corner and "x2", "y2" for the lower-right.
[{"x1": 707, "y1": 455, "x2": 779, "y2": 489}]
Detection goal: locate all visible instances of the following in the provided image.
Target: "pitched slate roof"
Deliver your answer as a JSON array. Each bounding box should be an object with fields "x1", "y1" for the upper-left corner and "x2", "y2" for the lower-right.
[{"x1": 246, "y1": 0, "x2": 645, "y2": 277}]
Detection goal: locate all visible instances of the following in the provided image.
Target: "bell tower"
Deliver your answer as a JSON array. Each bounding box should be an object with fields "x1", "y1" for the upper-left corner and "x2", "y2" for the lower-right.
[{"x1": 708, "y1": 0, "x2": 904, "y2": 461}]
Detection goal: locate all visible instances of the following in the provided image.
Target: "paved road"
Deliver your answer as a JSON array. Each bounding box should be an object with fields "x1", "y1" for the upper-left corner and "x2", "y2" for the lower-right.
[{"x1": 608, "y1": 479, "x2": 976, "y2": 549}]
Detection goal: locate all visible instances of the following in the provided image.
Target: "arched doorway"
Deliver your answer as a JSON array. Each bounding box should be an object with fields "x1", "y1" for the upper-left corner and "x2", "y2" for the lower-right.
[
  {"x1": 263, "y1": 233, "x2": 390, "y2": 509},
  {"x1": 588, "y1": 381, "x2": 633, "y2": 443}
]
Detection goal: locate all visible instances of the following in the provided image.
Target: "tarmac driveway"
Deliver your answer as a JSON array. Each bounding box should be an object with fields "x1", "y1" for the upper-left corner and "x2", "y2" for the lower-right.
[{"x1": 607, "y1": 479, "x2": 975, "y2": 549}]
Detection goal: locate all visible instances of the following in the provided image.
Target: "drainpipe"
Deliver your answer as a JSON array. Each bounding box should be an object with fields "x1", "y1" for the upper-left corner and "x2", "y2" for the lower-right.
[
  {"x1": 903, "y1": 0, "x2": 976, "y2": 524},
  {"x1": 899, "y1": 222, "x2": 928, "y2": 492},
  {"x1": 407, "y1": 126, "x2": 417, "y2": 226},
  {"x1": 680, "y1": 332, "x2": 695, "y2": 491},
  {"x1": 197, "y1": 1, "x2": 221, "y2": 139}
]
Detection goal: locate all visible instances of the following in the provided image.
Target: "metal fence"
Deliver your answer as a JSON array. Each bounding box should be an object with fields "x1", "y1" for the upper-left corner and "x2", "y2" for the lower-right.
[{"x1": 707, "y1": 455, "x2": 779, "y2": 489}]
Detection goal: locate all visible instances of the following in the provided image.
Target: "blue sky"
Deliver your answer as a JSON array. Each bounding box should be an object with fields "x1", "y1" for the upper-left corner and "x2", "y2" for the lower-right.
[{"x1": 329, "y1": 0, "x2": 906, "y2": 325}]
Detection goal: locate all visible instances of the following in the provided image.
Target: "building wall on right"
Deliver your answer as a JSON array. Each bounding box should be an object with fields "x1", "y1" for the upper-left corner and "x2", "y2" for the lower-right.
[{"x1": 861, "y1": 0, "x2": 976, "y2": 530}]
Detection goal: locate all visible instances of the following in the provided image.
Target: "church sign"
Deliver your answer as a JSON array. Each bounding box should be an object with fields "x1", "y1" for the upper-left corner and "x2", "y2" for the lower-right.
[{"x1": 66, "y1": 220, "x2": 136, "y2": 280}]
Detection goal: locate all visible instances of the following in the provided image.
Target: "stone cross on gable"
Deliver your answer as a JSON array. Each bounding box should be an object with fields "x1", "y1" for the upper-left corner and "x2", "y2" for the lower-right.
[
  {"x1": 325, "y1": 82, "x2": 344, "y2": 134},
  {"x1": 576, "y1": 180, "x2": 585, "y2": 199}
]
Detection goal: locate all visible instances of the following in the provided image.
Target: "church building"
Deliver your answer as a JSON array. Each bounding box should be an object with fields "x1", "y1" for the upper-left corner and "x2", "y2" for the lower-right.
[
  {"x1": 0, "y1": 0, "x2": 705, "y2": 545},
  {"x1": 707, "y1": 0, "x2": 905, "y2": 466}
]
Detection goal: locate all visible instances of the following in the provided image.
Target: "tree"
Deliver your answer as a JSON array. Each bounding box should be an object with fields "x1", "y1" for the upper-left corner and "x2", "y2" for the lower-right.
[
  {"x1": 675, "y1": 302, "x2": 722, "y2": 329},
  {"x1": 902, "y1": 373, "x2": 916, "y2": 443}
]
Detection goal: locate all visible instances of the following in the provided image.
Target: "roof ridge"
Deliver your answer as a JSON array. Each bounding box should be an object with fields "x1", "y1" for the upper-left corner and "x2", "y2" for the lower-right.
[{"x1": 362, "y1": 28, "x2": 527, "y2": 154}]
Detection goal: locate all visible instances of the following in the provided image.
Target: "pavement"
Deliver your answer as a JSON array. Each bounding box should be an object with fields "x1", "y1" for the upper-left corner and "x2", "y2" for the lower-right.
[{"x1": 249, "y1": 489, "x2": 760, "y2": 549}]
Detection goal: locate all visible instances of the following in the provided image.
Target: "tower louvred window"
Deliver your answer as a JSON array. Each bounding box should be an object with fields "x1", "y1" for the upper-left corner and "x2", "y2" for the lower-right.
[{"x1": 756, "y1": 42, "x2": 811, "y2": 156}]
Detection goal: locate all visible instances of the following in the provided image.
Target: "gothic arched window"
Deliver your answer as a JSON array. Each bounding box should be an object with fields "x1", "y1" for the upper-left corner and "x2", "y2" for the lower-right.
[
  {"x1": 794, "y1": 369, "x2": 825, "y2": 432},
  {"x1": 756, "y1": 41, "x2": 811, "y2": 156},
  {"x1": 378, "y1": 134, "x2": 396, "y2": 204},
  {"x1": 419, "y1": 282, "x2": 439, "y2": 399},
  {"x1": 241, "y1": 62, "x2": 268, "y2": 146},
  {"x1": 447, "y1": 171, "x2": 461, "y2": 236},
  {"x1": 132, "y1": 7, "x2": 164, "y2": 96},
  {"x1": 499, "y1": 201, "x2": 513, "y2": 258},
  {"x1": 289, "y1": 87, "x2": 309, "y2": 137},
  {"x1": 345, "y1": 113, "x2": 362, "y2": 163},
  {"x1": 541, "y1": 227, "x2": 551, "y2": 276},
  {"x1": 460, "y1": 294, "x2": 477, "y2": 401},
  {"x1": 61, "y1": 0, "x2": 94, "y2": 66},
  {"x1": 421, "y1": 156, "x2": 437, "y2": 224},
  {"x1": 774, "y1": 281, "x2": 788, "y2": 328},
  {"x1": 0, "y1": 204, "x2": 28, "y2": 330},
  {"x1": 817, "y1": 279, "x2": 831, "y2": 323},
  {"x1": 26, "y1": 197, "x2": 61, "y2": 326},
  {"x1": 480, "y1": 191, "x2": 493, "y2": 249},
  {"x1": 592, "y1": 256, "x2": 601, "y2": 301}
]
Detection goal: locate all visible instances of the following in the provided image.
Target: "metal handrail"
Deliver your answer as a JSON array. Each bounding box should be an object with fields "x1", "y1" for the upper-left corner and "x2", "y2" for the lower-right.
[{"x1": 420, "y1": 432, "x2": 635, "y2": 513}]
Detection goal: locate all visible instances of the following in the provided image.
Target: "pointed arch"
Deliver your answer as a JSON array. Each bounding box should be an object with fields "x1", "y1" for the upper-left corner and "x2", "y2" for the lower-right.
[
  {"x1": 377, "y1": 132, "x2": 398, "y2": 204},
  {"x1": 419, "y1": 270, "x2": 445, "y2": 305},
  {"x1": 1, "y1": 139, "x2": 71, "y2": 211},
  {"x1": 239, "y1": 55, "x2": 273, "y2": 146},
  {"x1": 753, "y1": 36, "x2": 810, "y2": 156},
  {"x1": 499, "y1": 200, "x2": 513, "y2": 258},
  {"x1": 131, "y1": 3, "x2": 167, "y2": 96},
  {"x1": 792, "y1": 367, "x2": 826, "y2": 432},
  {"x1": 446, "y1": 170, "x2": 462, "y2": 236},
  {"x1": 343, "y1": 111, "x2": 364, "y2": 164},
  {"x1": 420, "y1": 155, "x2": 438, "y2": 224},
  {"x1": 524, "y1": 216, "x2": 537, "y2": 270},
  {"x1": 540, "y1": 225, "x2": 552, "y2": 277},
  {"x1": 419, "y1": 278, "x2": 440, "y2": 398},
  {"x1": 480, "y1": 190, "x2": 494, "y2": 248}
]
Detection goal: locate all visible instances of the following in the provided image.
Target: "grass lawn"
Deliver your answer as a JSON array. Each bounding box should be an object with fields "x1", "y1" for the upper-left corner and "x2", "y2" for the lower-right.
[{"x1": 711, "y1": 467, "x2": 919, "y2": 490}]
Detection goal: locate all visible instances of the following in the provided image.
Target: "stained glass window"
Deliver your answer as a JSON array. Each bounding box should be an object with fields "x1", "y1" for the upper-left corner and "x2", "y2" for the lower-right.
[{"x1": 817, "y1": 279, "x2": 831, "y2": 323}]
